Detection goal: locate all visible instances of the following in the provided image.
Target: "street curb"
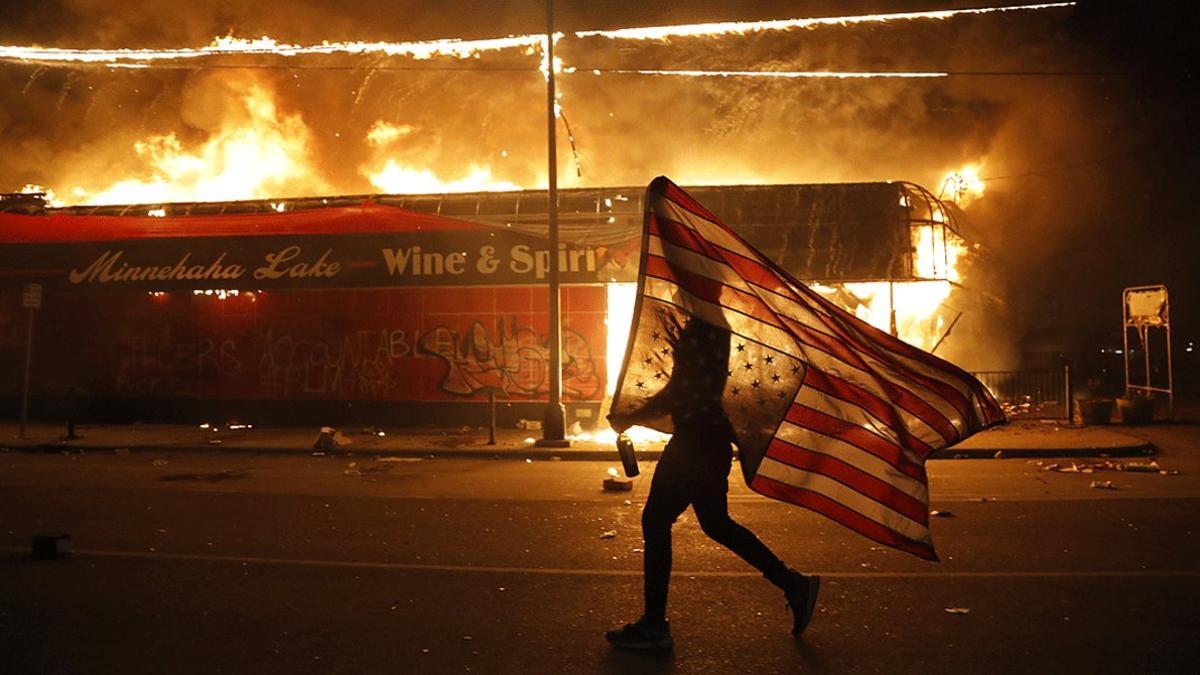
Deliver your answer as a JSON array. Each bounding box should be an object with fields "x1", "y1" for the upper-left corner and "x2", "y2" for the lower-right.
[
  {"x1": 4, "y1": 441, "x2": 1156, "y2": 461},
  {"x1": 928, "y1": 444, "x2": 1155, "y2": 460}
]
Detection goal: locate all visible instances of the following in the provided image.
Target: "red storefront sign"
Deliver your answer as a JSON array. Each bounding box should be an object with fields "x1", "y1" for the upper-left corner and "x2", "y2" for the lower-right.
[{"x1": 0, "y1": 202, "x2": 630, "y2": 416}]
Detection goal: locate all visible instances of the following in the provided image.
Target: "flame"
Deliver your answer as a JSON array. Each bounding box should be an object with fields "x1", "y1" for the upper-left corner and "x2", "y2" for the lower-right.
[
  {"x1": 587, "y1": 426, "x2": 672, "y2": 446},
  {"x1": 366, "y1": 162, "x2": 521, "y2": 194},
  {"x1": 19, "y1": 183, "x2": 64, "y2": 207},
  {"x1": 940, "y1": 165, "x2": 986, "y2": 206},
  {"x1": 807, "y1": 221, "x2": 967, "y2": 351},
  {"x1": 365, "y1": 121, "x2": 414, "y2": 147},
  {"x1": 69, "y1": 82, "x2": 327, "y2": 205},
  {"x1": 576, "y1": 3, "x2": 1075, "y2": 40},
  {"x1": 0, "y1": 34, "x2": 542, "y2": 65},
  {"x1": 594, "y1": 69, "x2": 947, "y2": 79},
  {"x1": 1, "y1": 4, "x2": 1075, "y2": 67}
]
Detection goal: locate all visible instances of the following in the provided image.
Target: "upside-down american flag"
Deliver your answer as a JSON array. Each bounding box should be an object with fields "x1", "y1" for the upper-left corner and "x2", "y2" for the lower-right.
[{"x1": 610, "y1": 177, "x2": 1005, "y2": 560}]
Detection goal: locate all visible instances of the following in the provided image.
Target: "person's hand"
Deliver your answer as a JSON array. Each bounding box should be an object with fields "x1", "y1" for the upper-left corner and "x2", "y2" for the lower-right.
[{"x1": 607, "y1": 412, "x2": 632, "y2": 433}]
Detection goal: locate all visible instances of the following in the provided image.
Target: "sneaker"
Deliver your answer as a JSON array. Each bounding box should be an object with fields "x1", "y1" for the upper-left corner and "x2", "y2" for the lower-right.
[
  {"x1": 605, "y1": 617, "x2": 674, "y2": 652},
  {"x1": 784, "y1": 572, "x2": 821, "y2": 635}
]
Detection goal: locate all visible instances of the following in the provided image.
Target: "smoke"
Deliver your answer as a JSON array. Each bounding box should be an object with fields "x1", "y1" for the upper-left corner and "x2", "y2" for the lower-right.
[{"x1": 1, "y1": 1, "x2": 1181, "y2": 371}]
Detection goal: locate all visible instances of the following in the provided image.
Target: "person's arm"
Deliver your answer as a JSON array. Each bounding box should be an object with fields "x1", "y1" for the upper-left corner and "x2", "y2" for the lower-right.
[{"x1": 608, "y1": 379, "x2": 678, "y2": 431}]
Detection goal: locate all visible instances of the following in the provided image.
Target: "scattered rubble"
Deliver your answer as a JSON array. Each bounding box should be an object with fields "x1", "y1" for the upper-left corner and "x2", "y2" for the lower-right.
[
  {"x1": 944, "y1": 607, "x2": 971, "y2": 615},
  {"x1": 1038, "y1": 459, "x2": 1175, "y2": 476},
  {"x1": 599, "y1": 530, "x2": 617, "y2": 539},
  {"x1": 1089, "y1": 480, "x2": 1117, "y2": 490}
]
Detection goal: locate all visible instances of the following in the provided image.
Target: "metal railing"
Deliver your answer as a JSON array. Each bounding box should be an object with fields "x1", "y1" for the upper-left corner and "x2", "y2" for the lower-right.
[{"x1": 971, "y1": 367, "x2": 1070, "y2": 420}]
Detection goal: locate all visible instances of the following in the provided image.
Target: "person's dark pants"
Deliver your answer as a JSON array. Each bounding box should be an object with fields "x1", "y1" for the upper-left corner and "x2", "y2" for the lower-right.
[{"x1": 641, "y1": 435, "x2": 791, "y2": 624}]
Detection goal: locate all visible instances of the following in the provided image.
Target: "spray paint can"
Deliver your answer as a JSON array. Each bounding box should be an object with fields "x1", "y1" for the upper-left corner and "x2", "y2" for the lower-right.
[{"x1": 616, "y1": 432, "x2": 640, "y2": 477}]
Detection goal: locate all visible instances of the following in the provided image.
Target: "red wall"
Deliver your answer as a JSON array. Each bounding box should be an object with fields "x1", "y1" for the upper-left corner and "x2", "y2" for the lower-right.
[{"x1": 0, "y1": 285, "x2": 606, "y2": 407}]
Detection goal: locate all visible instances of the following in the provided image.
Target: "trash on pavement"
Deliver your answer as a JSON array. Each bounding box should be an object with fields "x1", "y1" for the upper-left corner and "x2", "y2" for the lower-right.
[
  {"x1": 603, "y1": 477, "x2": 633, "y2": 492},
  {"x1": 314, "y1": 426, "x2": 352, "y2": 451},
  {"x1": 377, "y1": 456, "x2": 424, "y2": 463},
  {"x1": 1042, "y1": 459, "x2": 1172, "y2": 476},
  {"x1": 1123, "y1": 460, "x2": 1160, "y2": 472},
  {"x1": 930, "y1": 510, "x2": 954, "y2": 518},
  {"x1": 1089, "y1": 480, "x2": 1117, "y2": 490},
  {"x1": 32, "y1": 533, "x2": 72, "y2": 559},
  {"x1": 944, "y1": 607, "x2": 971, "y2": 615},
  {"x1": 600, "y1": 530, "x2": 617, "y2": 539}
]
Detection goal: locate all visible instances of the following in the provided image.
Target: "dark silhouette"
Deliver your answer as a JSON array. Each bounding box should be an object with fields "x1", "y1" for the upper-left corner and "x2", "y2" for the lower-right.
[{"x1": 606, "y1": 317, "x2": 820, "y2": 652}]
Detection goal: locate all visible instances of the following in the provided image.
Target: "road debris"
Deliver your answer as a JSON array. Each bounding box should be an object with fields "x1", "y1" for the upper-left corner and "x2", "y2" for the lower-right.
[
  {"x1": 600, "y1": 530, "x2": 617, "y2": 539},
  {"x1": 930, "y1": 510, "x2": 954, "y2": 518},
  {"x1": 1041, "y1": 459, "x2": 1173, "y2": 476},
  {"x1": 1123, "y1": 460, "x2": 1161, "y2": 472},
  {"x1": 1089, "y1": 480, "x2": 1117, "y2": 490},
  {"x1": 944, "y1": 607, "x2": 971, "y2": 615},
  {"x1": 376, "y1": 456, "x2": 424, "y2": 463},
  {"x1": 32, "y1": 533, "x2": 72, "y2": 559},
  {"x1": 313, "y1": 426, "x2": 352, "y2": 451}
]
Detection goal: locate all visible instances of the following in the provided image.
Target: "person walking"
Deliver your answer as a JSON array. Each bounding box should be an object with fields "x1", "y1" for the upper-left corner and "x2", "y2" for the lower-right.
[{"x1": 605, "y1": 317, "x2": 820, "y2": 652}]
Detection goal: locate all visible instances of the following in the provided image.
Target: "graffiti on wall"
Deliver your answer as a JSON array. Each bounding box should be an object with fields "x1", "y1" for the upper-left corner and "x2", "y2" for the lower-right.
[
  {"x1": 114, "y1": 335, "x2": 242, "y2": 397},
  {"x1": 419, "y1": 319, "x2": 601, "y2": 400},
  {"x1": 257, "y1": 328, "x2": 414, "y2": 399}
]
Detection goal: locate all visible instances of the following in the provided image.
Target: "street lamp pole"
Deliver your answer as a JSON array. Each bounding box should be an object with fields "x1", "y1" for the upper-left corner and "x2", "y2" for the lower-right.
[{"x1": 538, "y1": 0, "x2": 569, "y2": 447}]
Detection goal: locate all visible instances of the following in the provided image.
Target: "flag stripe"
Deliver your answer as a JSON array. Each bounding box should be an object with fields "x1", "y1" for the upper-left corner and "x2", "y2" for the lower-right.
[
  {"x1": 774, "y1": 420, "x2": 928, "y2": 500},
  {"x1": 750, "y1": 474, "x2": 937, "y2": 561},
  {"x1": 754, "y1": 456, "x2": 931, "y2": 544},
  {"x1": 642, "y1": 276, "x2": 799, "y2": 356},
  {"x1": 800, "y1": 368, "x2": 939, "y2": 456},
  {"x1": 783, "y1": 318, "x2": 962, "y2": 442},
  {"x1": 645, "y1": 254, "x2": 783, "y2": 330},
  {"x1": 783, "y1": 403, "x2": 916, "y2": 472},
  {"x1": 766, "y1": 438, "x2": 929, "y2": 524},
  {"x1": 805, "y1": 308, "x2": 976, "y2": 425}
]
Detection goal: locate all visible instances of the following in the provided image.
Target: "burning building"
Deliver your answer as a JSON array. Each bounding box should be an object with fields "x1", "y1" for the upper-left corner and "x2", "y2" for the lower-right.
[{"x1": 0, "y1": 180, "x2": 969, "y2": 428}]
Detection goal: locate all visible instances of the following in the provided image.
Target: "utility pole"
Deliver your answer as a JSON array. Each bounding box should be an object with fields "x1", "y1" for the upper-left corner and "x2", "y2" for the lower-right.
[{"x1": 538, "y1": 0, "x2": 569, "y2": 447}]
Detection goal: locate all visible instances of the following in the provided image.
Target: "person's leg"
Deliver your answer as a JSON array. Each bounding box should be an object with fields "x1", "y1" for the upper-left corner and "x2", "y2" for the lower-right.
[
  {"x1": 640, "y1": 454, "x2": 691, "y2": 625},
  {"x1": 690, "y1": 461, "x2": 821, "y2": 635},
  {"x1": 690, "y1": 464, "x2": 790, "y2": 587}
]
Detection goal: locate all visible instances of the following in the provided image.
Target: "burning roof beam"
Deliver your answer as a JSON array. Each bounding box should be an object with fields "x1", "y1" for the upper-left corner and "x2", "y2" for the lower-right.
[{"x1": 0, "y1": 3, "x2": 1076, "y2": 67}]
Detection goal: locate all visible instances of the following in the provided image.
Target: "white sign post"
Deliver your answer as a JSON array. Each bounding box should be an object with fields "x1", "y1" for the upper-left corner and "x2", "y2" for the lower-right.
[
  {"x1": 19, "y1": 282, "x2": 42, "y2": 439},
  {"x1": 1123, "y1": 284, "x2": 1173, "y2": 419}
]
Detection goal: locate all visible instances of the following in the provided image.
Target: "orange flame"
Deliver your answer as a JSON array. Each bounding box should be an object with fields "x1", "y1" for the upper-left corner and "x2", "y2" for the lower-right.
[{"x1": 68, "y1": 82, "x2": 328, "y2": 205}]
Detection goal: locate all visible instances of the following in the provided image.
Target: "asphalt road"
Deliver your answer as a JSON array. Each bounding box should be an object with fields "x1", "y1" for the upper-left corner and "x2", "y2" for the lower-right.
[{"x1": 2, "y1": 434, "x2": 1199, "y2": 674}]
